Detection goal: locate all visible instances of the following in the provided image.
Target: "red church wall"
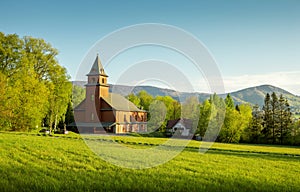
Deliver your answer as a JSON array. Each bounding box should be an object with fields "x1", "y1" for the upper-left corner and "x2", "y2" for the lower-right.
[
  {"x1": 100, "y1": 99, "x2": 112, "y2": 109},
  {"x1": 74, "y1": 110, "x2": 86, "y2": 122},
  {"x1": 100, "y1": 111, "x2": 115, "y2": 122}
]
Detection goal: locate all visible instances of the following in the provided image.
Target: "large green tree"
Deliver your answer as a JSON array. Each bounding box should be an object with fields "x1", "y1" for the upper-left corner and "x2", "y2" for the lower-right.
[
  {"x1": 277, "y1": 94, "x2": 292, "y2": 144},
  {"x1": 247, "y1": 104, "x2": 264, "y2": 143},
  {"x1": 262, "y1": 93, "x2": 272, "y2": 142},
  {"x1": 0, "y1": 32, "x2": 71, "y2": 132}
]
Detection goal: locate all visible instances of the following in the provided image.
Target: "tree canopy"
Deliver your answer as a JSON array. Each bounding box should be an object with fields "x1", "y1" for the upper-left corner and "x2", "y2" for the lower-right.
[{"x1": 0, "y1": 32, "x2": 72, "y2": 132}]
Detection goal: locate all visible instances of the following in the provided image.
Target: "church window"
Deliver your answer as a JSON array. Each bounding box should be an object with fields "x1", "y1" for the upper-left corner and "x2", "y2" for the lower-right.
[
  {"x1": 91, "y1": 94, "x2": 94, "y2": 101},
  {"x1": 102, "y1": 78, "x2": 105, "y2": 84},
  {"x1": 91, "y1": 113, "x2": 94, "y2": 121}
]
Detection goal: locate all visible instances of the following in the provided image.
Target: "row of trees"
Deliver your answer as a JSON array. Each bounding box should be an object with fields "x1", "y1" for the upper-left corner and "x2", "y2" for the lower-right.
[
  {"x1": 250, "y1": 92, "x2": 296, "y2": 144},
  {"x1": 0, "y1": 32, "x2": 72, "y2": 132},
  {"x1": 127, "y1": 91, "x2": 252, "y2": 143},
  {"x1": 127, "y1": 90, "x2": 300, "y2": 145}
]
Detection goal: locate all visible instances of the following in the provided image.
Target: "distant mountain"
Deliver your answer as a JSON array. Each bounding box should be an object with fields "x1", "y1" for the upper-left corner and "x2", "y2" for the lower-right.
[
  {"x1": 229, "y1": 85, "x2": 299, "y2": 107},
  {"x1": 72, "y1": 81, "x2": 300, "y2": 111}
]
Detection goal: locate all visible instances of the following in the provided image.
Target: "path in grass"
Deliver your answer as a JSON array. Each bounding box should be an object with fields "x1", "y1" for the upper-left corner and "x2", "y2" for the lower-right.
[{"x1": 0, "y1": 132, "x2": 300, "y2": 191}]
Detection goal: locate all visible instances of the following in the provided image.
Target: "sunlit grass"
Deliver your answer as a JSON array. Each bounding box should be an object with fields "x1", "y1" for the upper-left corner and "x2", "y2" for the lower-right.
[{"x1": 0, "y1": 132, "x2": 300, "y2": 191}]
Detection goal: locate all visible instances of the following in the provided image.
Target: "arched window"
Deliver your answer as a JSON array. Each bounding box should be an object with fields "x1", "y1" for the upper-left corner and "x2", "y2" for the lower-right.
[
  {"x1": 102, "y1": 78, "x2": 105, "y2": 84},
  {"x1": 91, "y1": 113, "x2": 94, "y2": 121}
]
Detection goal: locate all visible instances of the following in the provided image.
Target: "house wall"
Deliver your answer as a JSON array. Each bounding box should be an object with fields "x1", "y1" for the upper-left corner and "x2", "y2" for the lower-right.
[
  {"x1": 100, "y1": 111, "x2": 115, "y2": 122},
  {"x1": 115, "y1": 111, "x2": 147, "y2": 123},
  {"x1": 85, "y1": 85, "x2": 100, "y2": 123},
  {"x1": 74, "y1": 110, "x2": 86, "y2": 122},
  {"x1": 172, "y1": 122, "x2": 190, "y2": 136},
  {"x1": 100, "y1": 98, "x2": 112, "y2": 109},
  {"x1": 100, "y1": 85, "x2": 109, "y2": 97}
]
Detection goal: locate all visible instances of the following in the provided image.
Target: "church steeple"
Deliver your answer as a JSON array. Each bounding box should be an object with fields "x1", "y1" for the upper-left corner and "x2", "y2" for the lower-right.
[
  {"x1": 86, "y1": 54, "x2": 109, "y2": 98},
  {"x1": 87, "y1": 54, "x2": 108, "y2": 77}
]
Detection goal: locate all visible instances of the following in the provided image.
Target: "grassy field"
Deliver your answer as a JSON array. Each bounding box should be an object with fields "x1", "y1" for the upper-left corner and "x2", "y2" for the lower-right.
[{"x1": 1, "y1": 132, "x2": 300, "y2": 191}]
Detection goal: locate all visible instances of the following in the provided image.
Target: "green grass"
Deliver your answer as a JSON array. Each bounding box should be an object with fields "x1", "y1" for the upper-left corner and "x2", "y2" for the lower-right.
[{"x1": 1, "y1": 132, "x2": 300, "y2": 191}]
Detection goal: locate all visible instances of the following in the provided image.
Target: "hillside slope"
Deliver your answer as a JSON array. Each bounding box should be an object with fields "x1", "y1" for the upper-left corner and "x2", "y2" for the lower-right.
[{"x1": 73, "y1": 81, "x2": 300, "y2": 110}]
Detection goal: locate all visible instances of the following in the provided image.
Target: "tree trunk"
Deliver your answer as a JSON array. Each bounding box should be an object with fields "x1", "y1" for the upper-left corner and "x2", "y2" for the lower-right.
[{"x1": 54, "y1": 114, "x2": 58, "y2": 132}]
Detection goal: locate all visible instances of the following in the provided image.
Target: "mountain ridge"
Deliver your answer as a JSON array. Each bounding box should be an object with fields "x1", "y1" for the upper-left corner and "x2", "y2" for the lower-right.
[{"x1": 72, "y1": 81, "x2": 300, "y2": 111}]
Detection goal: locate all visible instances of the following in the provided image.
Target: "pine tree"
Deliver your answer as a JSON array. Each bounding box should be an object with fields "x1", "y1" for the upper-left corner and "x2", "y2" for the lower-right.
[
  {"x1": 270, "y1": 92, "x2": 279, "y2": 144},
  {"x1": 277, "y1": 95, "x2": 292, "y2": 144},
  {"x1": 262, "y1": 93, "x2": 272, "y2": 143},
  {"x1": 249, "y1": 104, "x2": 263, "y2": 143},
  {"x1": 225, "y1": 94, "x2": 235, "y2": 109}
]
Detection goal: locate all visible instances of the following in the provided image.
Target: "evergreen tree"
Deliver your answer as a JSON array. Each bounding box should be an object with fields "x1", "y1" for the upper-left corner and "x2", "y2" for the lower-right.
[
  {"x1": 277, "y1": 95, "x2": 292, "y2": 144},
  {"x1": 248, "y1": 104, "x2": 263, "y2": 143},
  {"x1": 225, "y1": 94, "x2": 235, "y2": 109},
  {"x1": 262, "y1": 93, "x2": 272, "y2": 142},
  {"x1": 270, "y1": 92, "x2": 279, "y2": 143}
]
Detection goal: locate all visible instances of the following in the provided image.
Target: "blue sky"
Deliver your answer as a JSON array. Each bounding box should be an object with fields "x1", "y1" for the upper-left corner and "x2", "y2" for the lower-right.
[{"x1": 1, "y1": 0, "x2": 300, "y2": 94}]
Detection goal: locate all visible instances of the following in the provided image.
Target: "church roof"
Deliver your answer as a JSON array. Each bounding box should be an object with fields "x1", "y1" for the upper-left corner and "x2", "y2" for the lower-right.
[
  {"x1": 87, "y1": 54, "x2": 108, "y2": 76},
  {"x1": 102, "y1": 93, "x2": 145, "y2": 112}
]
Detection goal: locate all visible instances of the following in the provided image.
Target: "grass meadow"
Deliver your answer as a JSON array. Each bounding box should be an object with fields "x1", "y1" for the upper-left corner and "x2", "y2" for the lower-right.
[{"x1": 1, "y1": 131, "x2": 300, "y2": 191}]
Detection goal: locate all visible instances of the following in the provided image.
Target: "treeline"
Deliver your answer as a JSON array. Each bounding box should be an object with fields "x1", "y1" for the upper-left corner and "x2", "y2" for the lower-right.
[
  {"x1": 127, "y1": 90, "x2": 300, "y2": 145},
  {"x1": 0, "y1": 32, "x2": 72, "y2": 132},
  {"x1": 249, "y1": 92, "x2": 299, "y2": 145}
]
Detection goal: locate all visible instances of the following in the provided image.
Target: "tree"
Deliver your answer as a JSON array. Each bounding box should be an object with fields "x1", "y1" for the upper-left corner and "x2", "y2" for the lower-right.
[
  {"x1": 147, "y1": 99, "x2": 166, "y2": 132},
  {"x1": 277, "y1": 95, "x2": 292, "y2": 144},
  {"x1": 203, "y1": 94, "x2": 226, "y2": 142},
  {"x1": 58, "y1": 100, "x2": 75, "y2": 132},
  {"x1": 291, "y1": 120, "x2": 300, "y2": 145},
  {"x1": 197, "y1": 99, "x2": 211, "y2": 137},
  {"x1": 155, "y1": 96, "x2": 180, "y2": 132},
  {"x1": 137, "y1": 90, "x2": 153, "y2": 111},
  {"x1": 225, "y1": 94, "x2": 235, "y2": 109},
  {"x1": 0, "y1": 32, "x2": 71, "y2": 132},
  {"x1": 126, "y1": 93, "x2": 141, "y2": 109},
  {"x1": 46, "y1": 69, "x2": 72, "y2": 133},
  {"x1": 181, "y1": 96, "x2": 200, "y2": 135},
  {"x1": 218, "y1": 104, "x2": 252, "y2": 143},
  {"x1": 248, "y1": 104, "x2": 263, "y2": 143},
  {"x1": 262, "y1": 93, "x2": 272, "y2": 143},
  {"x1": 270, "y1": 92, "x2": 279, "y2": 143},
  {"x1": 128, "y1": 91, "x2": 181, "y2": 133},
  {"x1": 0, "y1": 32, "x2": 23, "y2": 77},
  {"x1": 72, "y1": 85, "x2": 86, "y2": 107}
]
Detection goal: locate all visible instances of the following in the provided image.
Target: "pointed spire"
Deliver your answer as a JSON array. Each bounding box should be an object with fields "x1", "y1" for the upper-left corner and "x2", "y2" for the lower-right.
[{"x1": 87, "y1": 54, "x2": 108, "y2": 76}]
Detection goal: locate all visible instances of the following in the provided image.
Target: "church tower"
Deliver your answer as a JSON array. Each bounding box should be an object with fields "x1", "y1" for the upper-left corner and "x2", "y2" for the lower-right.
[
  {"x1": 85, "y1": 54, "x2": 109, "y2": 122},
  {"x1": 72, "y1": 53, "x2": 147, "y2": 134}
]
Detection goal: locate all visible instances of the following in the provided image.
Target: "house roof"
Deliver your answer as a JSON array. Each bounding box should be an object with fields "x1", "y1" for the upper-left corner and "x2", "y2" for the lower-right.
[
  {"x1": 166, "y1": 118, "x2": 193, "y2": 129},
  {"x1": 87, "y1": 54, "x2": 108, "y2": 76},
  {"x1": 102, "y1": 93, "x2": 145, "y2": 112}
]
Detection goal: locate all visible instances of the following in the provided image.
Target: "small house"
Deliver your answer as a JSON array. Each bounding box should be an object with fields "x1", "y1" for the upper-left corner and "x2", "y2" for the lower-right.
[{"x1": 166, "y1": 118, "x2": 192, "y2": 137}]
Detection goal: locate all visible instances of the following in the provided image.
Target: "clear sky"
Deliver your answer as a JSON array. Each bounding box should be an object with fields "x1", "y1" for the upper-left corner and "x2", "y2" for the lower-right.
[{"x1": 1, "y1": 0, "x2": 300, "y2": 95}]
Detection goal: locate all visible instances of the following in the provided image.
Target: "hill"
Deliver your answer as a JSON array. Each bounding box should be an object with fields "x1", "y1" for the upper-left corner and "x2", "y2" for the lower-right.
[
  {"x1": 229, "y1": 85, "x2": 300, "y2": 110},
  {"x1": 73, "y1": 81, "x2": 300, "y2": 111}
]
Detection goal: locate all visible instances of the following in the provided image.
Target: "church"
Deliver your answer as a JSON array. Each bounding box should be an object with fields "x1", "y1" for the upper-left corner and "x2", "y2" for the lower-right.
[{"x1": 73, "y1": 55, "x2": 147, "y2": 134}]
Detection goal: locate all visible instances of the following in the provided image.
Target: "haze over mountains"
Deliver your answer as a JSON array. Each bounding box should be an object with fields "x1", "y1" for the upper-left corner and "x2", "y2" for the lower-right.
[{"x1": 73, "y1": 81, "x2": 300, "y2": 111}]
